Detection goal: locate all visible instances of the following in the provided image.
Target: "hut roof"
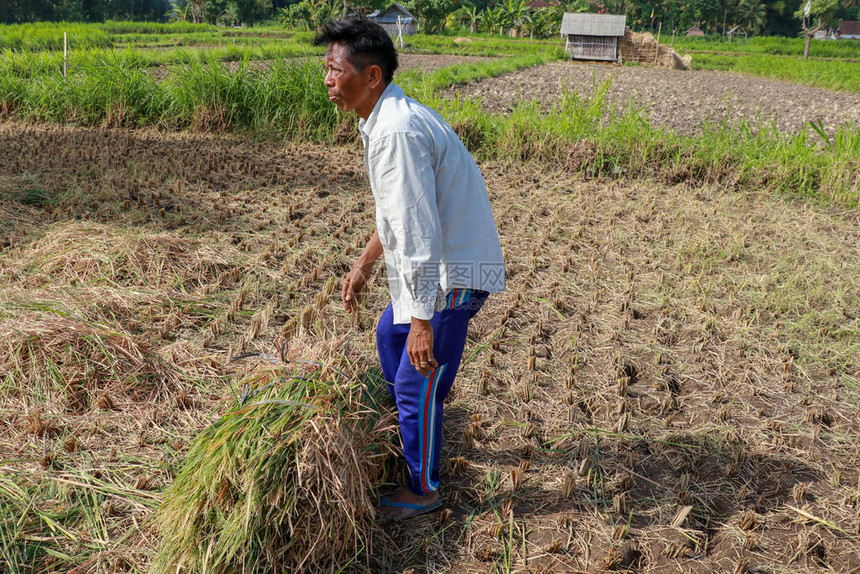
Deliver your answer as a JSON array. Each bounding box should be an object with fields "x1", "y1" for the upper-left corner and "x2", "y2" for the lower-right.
[
  {"x1": 560, "y1": 13, "x2": 627, "y2": 37},
  {"x1": 685, "y1": 25, "x2": 704, "y2": 35},
  {"x1": 726, "y1": 25, "x2": 747, "y2": 35},
  {"x1": 368, "y1": 3, "x2": 417, "y2": 24}
]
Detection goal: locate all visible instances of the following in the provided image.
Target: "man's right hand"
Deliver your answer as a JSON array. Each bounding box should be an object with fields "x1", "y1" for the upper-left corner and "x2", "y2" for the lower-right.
[
  {"x1": 342, "y1": 264, "x2": 373, "y2": 313},
  {"x1": 342, "y1": 229, "x2": 383, "y2": 314}
]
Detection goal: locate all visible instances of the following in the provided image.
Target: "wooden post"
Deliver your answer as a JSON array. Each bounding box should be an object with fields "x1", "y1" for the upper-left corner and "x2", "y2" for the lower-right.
[
  {"x1": 654, "y1": 22, "x2": 661, "y2": 65},
  {"x1": 63, "y1": 32, "x2": 68, "y2": 82}
]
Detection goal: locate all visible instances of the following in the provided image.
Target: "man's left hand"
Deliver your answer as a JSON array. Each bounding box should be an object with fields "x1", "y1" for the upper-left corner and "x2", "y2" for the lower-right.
[{"x1": 407, "y1": 317, "x2": 437, "y2": 377}]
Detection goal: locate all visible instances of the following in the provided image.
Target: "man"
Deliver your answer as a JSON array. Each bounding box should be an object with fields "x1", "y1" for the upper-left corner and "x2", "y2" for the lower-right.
[{"x1": 316, "y1": 19, "x2": 505, "y2": 521}]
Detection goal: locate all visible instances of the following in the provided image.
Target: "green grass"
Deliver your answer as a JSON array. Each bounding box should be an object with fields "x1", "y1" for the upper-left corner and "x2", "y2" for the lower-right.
[
  {"x1": 0, "y1": 40, "x2": 320, "y2": 78},
  {"x1": 0, "y1": 55, "x2": 338, "y2": 137},
  {"x1": 0, "y1": 22, "x2": 113, "y2": 51},
  {"x1": 0, "y1": 21, "x2": 295, "y2": 52}
]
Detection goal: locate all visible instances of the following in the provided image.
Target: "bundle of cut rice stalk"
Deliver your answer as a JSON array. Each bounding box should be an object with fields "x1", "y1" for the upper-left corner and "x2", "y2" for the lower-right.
[
  {"x1": 0, "y1": 313, "x2": 183, "y2": 412},
  {"x1": 153, "y1": 362, "x2": 395, "y2": 573}
]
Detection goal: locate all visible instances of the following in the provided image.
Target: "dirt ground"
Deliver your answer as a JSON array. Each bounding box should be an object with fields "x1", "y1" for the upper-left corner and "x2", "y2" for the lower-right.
[
  {"x1": 441, "y1": 60, "x2": 860, "y2": 137},
  {"x1": 1, "y1": 122, "x2": 859, "y2": 572},
  {"x1": 398, "y1": 53, "x2": 496, "y2": 72}
]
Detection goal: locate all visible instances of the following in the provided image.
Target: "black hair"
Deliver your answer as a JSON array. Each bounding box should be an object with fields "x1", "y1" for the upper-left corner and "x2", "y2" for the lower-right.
[{"x1": 314, "y1": 18, "x2": 399, "y2": 84}]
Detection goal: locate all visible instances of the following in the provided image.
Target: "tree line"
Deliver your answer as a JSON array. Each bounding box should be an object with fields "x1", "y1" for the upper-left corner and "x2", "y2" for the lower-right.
[{"x1": 2, "y1": 0, "x2": 858, "y2": 38}]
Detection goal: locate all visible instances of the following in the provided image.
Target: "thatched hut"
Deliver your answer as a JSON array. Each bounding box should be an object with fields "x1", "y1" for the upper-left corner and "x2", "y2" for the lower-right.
[
  {"x1": 685, "y1": 25, "x2": 705, "y2": 36},
  {"x1": 368, "y1": 3, "x2": 418, "y2": 38},
  {"x1": 726, "y1": 25, "x2": 748, "y2": 41},
  {"x1": 559, "y1": 13, "x2": 627, "y2": 62}
]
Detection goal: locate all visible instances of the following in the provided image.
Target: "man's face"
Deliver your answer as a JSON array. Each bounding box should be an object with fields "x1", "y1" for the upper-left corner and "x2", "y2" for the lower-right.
[{"x1": 324, "y1": 43, "x2": 375, "y2": 118}]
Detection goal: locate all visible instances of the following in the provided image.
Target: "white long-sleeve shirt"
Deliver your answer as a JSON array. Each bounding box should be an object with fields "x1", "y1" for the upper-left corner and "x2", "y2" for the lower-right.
[{"x1": 359, "y1": 83, "x2": 505, "y2": 325}]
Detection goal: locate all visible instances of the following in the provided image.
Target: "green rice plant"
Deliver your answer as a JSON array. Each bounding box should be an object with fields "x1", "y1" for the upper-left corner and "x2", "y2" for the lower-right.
[
  {"x1": 25, "y1": 52, "x2": 165, "y2": 125},
  {"x1": 0, "y1": 39, "x2": 320, "y2": 82},
  {"x1": 435, "y1": 93, "x2": 498, "y2": 152},
  {"x1": 99, "y1": 20, "x2": 216, "y2": 35},
  {"x1": 160, "y1": 55, "x2": 340, "y2": 136},
  {"x1": 111, "y1": 27, "x2": 303, "y2": 48},
  {"x1": 686, "y1": 115, "x2": 860, "y2": 205},
  {"x1": 153, "y1": 364, "x2": 395, "y2": 573},
  {"x1": 0, "y1": 64, "x2": 26, "y2": 118},
  {"x1": 0, "y1": 46, "x2": 337, "y2": 136},
  {"x1": 0, "y1": 22, "x2": 113, "y2": 51},
  {"x1": 252, "y1": 57, "x2": 344, "y2": 138},
  {"x1": 164, "y1": 55, "x2": 260, "y2": 131},
  {"x1": 114, "y1": 31, "x2": 258, "y2": 48},
  {"x1": 427, "y1": 76, "x2": 615, "y2": 165}
]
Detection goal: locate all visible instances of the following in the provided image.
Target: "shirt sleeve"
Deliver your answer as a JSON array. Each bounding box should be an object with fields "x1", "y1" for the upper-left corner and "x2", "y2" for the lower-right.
[{"x1": 368, "y1": 131, "x2": 441, "y2": 320}]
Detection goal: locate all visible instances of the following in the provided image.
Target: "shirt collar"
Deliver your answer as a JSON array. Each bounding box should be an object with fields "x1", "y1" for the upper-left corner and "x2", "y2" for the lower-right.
[{"x1": 358, "y1": 82, "x2": 402, "y2": 138}]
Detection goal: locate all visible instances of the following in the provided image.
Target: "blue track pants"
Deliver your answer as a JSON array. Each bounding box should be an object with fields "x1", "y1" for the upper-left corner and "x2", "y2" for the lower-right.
[{"x1": 376, "y1": 289, "x2": 488, "y2": 496}]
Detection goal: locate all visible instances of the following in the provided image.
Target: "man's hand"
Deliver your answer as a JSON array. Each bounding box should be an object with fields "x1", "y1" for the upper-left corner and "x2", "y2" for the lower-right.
[
  {"x1": 342, "y1": 264, "x2": 372, "y2": 313},
  {"x1": 342, "y1": 229, "x2": 383, "y2": 314},
  {"x1": 408, "y1": 317, "x2": 437, "y2": 377}
]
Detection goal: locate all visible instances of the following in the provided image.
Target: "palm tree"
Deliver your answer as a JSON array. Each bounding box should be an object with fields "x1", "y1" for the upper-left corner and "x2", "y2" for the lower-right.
[
  {"x1": 167, "y1": 0, "x2": 206, "y2": 22},
  {"x1": 737, "y1": 0, "x2": 767, "y2": 34}
]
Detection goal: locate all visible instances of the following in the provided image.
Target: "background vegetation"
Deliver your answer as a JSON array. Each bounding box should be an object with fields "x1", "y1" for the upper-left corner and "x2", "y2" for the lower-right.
[{"x1": 4, "y1": 0, "x2": 859, "y2": 37}]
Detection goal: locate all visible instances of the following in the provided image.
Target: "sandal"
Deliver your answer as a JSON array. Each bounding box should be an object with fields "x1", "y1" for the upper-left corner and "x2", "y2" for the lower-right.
[{"x1": 378, "y1": 496, "x2": 444, "y2": 521}]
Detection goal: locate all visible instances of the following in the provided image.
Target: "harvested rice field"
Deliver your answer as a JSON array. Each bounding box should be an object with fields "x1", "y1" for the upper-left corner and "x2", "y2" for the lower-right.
[
  {"x1": 1, "y1": 121, "x2": 860, "y2": 573},
  {"x1": 442, "y1": 61, "x2": 860, "y2": 137}
]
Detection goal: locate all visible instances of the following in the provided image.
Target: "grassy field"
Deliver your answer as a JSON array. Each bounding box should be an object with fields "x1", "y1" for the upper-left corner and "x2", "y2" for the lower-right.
[
  {"x1": 0, "y1": 21, "x2": 218, "y2": 50},
  {"x1": 0, "y1": 20, "x2": 557, "y2": 54},
  {"x1": 1, "y1": 21, "x2": 859, "y2": 574}
]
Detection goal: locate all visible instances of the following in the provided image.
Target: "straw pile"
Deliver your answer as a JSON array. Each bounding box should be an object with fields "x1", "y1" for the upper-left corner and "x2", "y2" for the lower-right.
[
  {"x1": 153, "y1": 362, "x2": 396, "y2": 573},
  {"x1": 0, "y1": 313, "x2": 183, "y2": 413},
  {"x1": 12, "y1": 221, "x2": 237, "y2": 290}
]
